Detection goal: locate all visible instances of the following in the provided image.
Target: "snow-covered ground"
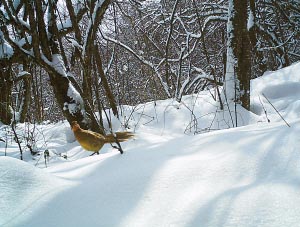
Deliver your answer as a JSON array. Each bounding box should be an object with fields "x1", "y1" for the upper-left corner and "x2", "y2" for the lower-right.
[{"x1": 1, "y1": 62, "x2": 300, "y2": 227}]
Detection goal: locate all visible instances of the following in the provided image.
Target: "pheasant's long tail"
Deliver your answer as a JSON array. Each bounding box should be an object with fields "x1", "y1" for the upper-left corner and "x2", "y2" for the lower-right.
[{"x1": 104, "y1": 132, "x2": 134, "y2": 143}]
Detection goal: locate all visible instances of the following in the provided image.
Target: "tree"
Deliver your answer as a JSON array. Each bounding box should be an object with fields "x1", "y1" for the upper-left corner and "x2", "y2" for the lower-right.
[
  {"x1": 0, "y1": 0, "x2": 114, "y2": 132},
  {"x1": 224, "y1": 0, "x2": 251, "y2": 114},
  {"x1": 101, "y1": 0, "x2": 228, "y2": 103},
  {"x1": 254, "y1": 0, "x2": 300, "y2": 71},
  {"x1": 0, "y1": 60, "x2": 13, "y2": 125}
]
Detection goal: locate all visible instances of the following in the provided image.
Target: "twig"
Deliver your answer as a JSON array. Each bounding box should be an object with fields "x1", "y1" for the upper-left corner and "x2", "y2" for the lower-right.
[
  {"x1": 100, "y1": 101, "x2": 124, "y2": 154},
  {"x1": 262, "y1": 93, "x2": 290, "y2": 127},
  {"x1": 11, "y1": 121, "x2": 23, "y2": 160},
  {"x1": 258, "y1": 95, "x2": 270, "y2": 123}
]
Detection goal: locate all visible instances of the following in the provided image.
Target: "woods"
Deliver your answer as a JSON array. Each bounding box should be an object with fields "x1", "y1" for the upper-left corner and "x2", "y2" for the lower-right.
[
  {"x1": 0, "y1": 0, "x2": 299, "y2": 128},
  {"x1": 1, "y1": 2, "x2": 300, "y2": 225}
]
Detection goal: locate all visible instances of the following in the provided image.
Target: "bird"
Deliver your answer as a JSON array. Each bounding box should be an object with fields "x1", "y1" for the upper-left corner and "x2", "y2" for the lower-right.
[{"x1": 71, "y1": 121, "x2": 134, "y2": 155}]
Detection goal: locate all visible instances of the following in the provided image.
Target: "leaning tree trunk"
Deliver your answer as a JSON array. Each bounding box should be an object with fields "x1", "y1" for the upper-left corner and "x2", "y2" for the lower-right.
[
  {"x1": 47, "y1": 70, "x2": 90, "y2": 128},
  {"x1": 43, "y1": 0, "x2": 93, "y2": 130}
]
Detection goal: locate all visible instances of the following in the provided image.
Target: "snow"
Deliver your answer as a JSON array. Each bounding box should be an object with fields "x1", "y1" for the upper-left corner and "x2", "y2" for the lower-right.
[
  {"x1": 64, "y1": 83, "x2": 85, "y2": 116},
  {"x1": 224, "y1": 0, "x2": 237, "y2": 103},
  {"x1": 0, "y1": 31, "x2": 14, "y2": 59},
  {"x1": 251, "y1": 62, "x2": 300, "y2": 122},
  {"x1": 57, "y1": 19, "x2": 72, "y2": 32},
  {"x1": 247, "y1": 9, "x2": 254, "y2": 30},
  {"x1": 0, "y1": 157, "x2": 72, "y2": 226},
  {"x1": 51, "y1": 54, "x2": 68, "y2": 77},
  {"x1": 82, "y1": 0, "x2": 105, "y2": 57},
  {"x1": 1, "y1": 62, "x2": 300, "y2": 226},
  {"x1": 17, "y1": 71, "x2": 30, "y2": 78},
  {"x1": 13, "y1": 0, "x2": 21, "y2": 10},
  {"x1": 0, "y1": 42, "x2": 14, "y2": 59}
]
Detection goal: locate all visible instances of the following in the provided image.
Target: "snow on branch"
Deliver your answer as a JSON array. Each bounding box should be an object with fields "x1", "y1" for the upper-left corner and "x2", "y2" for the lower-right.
[
  {"x1": 202, "y1": 15, "x2": 227, "y2": 32},
  {"x1": 100, "y1": 32, "x2": 171, "y2": 97},
  {"x1": 64, "y1": 83, "x2": 84, "y2": 115},
  {"x1": 82, "y1": 0, "x2": 109, "y2": 57},
  {"x1": 0, "y1": 31, "x2": 14, "y2": 59}
]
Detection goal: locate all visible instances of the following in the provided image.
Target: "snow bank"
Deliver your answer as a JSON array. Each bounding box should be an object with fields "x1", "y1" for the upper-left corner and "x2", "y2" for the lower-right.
[
  {"x1": 0, "y1": 157, "x2": 72, "y2": 226},
  {"x1": 251, "y1": 62, "x2": 300, "y2": 122}
]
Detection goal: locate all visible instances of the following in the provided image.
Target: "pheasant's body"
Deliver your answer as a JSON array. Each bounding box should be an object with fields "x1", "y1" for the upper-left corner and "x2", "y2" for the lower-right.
[{"x1": 71, "y1": 121, "x2": 134, "y2": 154}]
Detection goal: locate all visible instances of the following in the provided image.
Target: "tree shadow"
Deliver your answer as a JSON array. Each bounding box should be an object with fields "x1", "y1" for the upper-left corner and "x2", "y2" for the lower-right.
[
  {"x1": 9, "y1": 122, "x2": 300, "y2": 227},
  {"x1": 14, "y1": 135, "x2": 193, "y2": 227},
  {"x1": 187, "y1": 124, "x2": 300, "y2": 227}
]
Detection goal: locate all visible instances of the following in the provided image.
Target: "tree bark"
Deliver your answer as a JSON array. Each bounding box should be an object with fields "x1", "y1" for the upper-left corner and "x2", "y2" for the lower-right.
[
  {"x1": 225, "y1": 0, "x2": 251, "y2": 110},
  {"x1": 49, "y1": 71, "x2": 88, "y2": 127},
  {"x1": 0, "y1": 62, "x2": 13, "y2": 124},
  {"x1": 16, "y1": 72, "x2": 31, "y2": 123}
]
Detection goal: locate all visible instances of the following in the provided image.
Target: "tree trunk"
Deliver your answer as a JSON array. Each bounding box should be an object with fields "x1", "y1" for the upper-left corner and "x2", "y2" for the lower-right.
[
  {"x1": 45, "y1": 0, "x2": 93, "y2": 130},
  {"x1": 48, "y1": 71, "x2": 89, "y2": 129},
  {"x1": 225, "y1": 0, "x2": 251, "y2": 110},
  {"x1": 94, "y1": 45, "x2": 119, "y2": 117},
  {"x1": 31, "y1": 67, "x2": 44, "y2": 123},
  {"x1": 16, "y1": 64, "x2": 31, "y2": 123},
  {"x1": 17, "y1": 75, "x2": 31, "y2": 123},
  {"x1": 0, "y1": 63, "x2": 13, "y2": 124}
]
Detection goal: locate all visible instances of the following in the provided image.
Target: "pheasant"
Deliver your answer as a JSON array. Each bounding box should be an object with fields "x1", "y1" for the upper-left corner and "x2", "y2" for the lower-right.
[{"x1": 71, "y1": 121, "x2": 134, "y2": 154}]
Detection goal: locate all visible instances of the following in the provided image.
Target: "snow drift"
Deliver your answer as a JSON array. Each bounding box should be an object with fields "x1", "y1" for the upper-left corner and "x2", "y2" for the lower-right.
[{"x1": 0, "y1": 157, "x2": 71, "y2": 226}]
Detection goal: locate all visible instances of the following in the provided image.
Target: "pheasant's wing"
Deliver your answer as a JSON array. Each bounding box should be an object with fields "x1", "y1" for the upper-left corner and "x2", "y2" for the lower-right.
[
  {"x1": 88, "y1": 131, "x2": 105, "y2": 139},
  {"x1": 76, "y1": 130, "x2": 104, "y2": 152}
]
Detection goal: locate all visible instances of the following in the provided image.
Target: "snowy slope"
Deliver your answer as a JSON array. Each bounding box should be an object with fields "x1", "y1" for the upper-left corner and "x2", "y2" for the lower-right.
[
  {"x1": 251, "y1": 62, "x2": 300, "y2": 123},
  {"x1": 1, "y1": 62, "x2": 300, "y2": 227},
  {"x1": 0, "y1": 157, "x2": 72, "y2": 226}
]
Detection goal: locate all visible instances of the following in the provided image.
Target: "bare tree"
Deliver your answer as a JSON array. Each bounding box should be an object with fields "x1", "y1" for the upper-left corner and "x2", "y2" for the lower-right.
[{"x1": 101, "y1": 0, "x2": 228, "y2": 103}]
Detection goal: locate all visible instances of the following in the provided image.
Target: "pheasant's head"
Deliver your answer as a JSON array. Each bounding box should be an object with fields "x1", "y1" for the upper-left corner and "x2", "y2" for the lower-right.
[{"x1": 71, "y1": 121, "x2": 80, "y2": 131}]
